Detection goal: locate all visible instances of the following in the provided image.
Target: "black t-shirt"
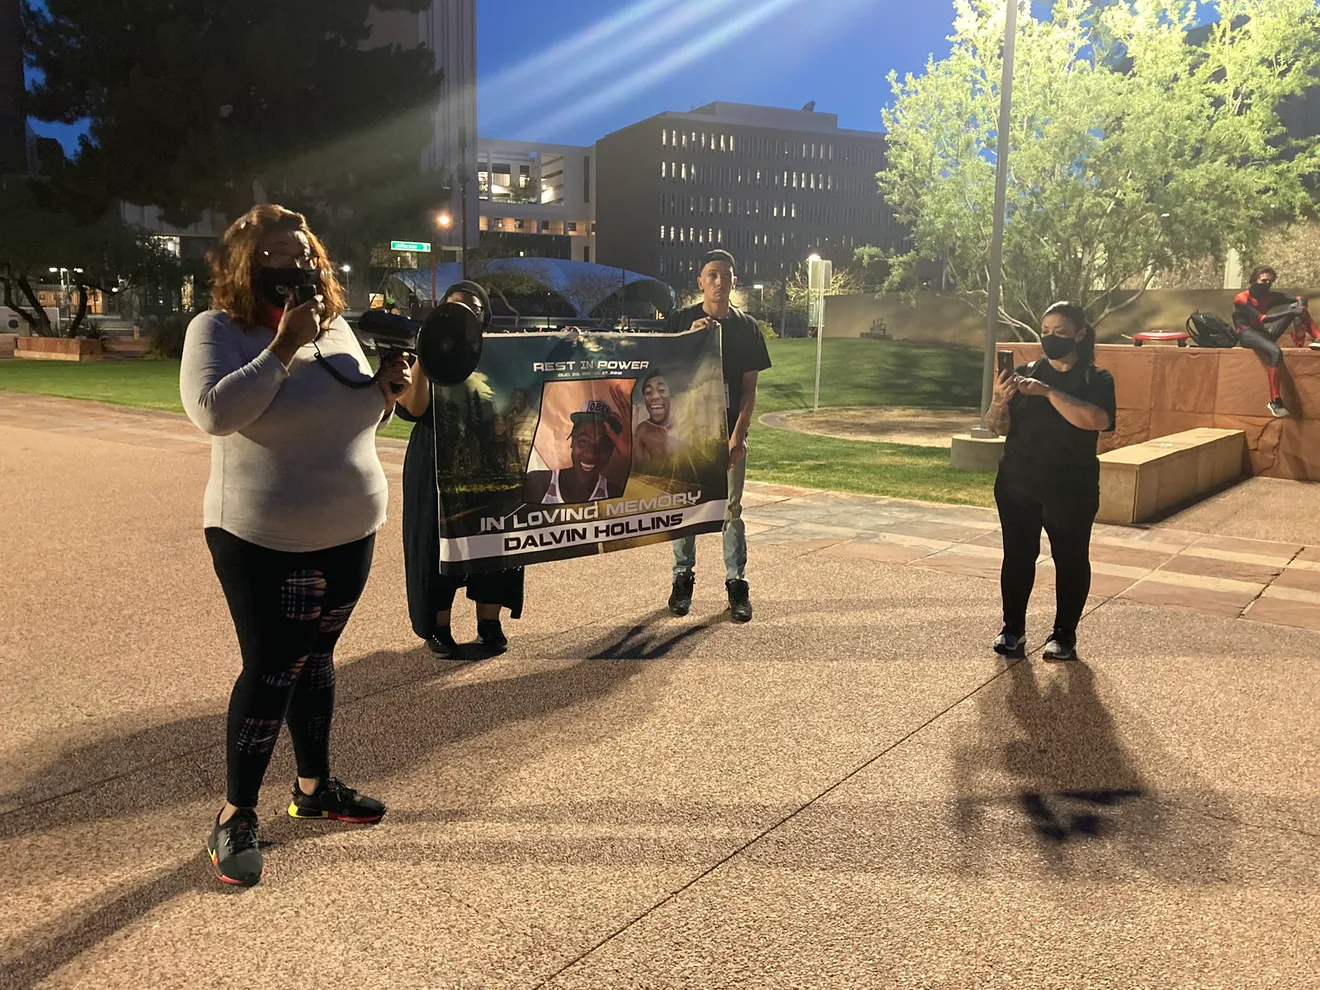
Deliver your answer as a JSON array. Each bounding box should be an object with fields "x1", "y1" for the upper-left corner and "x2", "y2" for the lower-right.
[
  {"x1": 665, "y1": 304, "x2": 772, "y2": 433},
  {"x1": 1001, "y1": 359, "x2": 1116, "y2": 489}
]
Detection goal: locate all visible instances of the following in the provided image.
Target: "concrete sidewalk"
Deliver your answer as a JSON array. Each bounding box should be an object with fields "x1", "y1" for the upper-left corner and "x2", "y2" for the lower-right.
[{"x1": 0, "y1": 395, "x2": 1317, "y2": 989}]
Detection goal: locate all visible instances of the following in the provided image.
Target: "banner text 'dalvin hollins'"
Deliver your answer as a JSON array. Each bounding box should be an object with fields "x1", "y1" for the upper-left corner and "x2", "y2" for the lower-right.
[{"x1": 479, "y1": 491, "x2": 704, "y2": 533}]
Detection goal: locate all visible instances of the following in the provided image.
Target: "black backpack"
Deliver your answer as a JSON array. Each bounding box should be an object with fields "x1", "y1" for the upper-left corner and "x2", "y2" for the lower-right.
[{"x1": 1186, "y1": 312, "x2": 1237, "y2": 348}]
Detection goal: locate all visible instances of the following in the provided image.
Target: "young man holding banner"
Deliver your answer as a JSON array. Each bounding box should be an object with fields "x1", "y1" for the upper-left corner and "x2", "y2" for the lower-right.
[{"x1": 664, "y1": 250, "x2": 772, "y2": 622}]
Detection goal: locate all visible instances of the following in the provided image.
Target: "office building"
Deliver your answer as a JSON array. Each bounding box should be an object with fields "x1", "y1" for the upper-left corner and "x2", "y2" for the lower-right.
[
  {"x1": 595, "y1": 101, "x2": 904, "y2": 286},
  {"x1": 476, "y1": 139, "x2": 596, "y2": 262}
]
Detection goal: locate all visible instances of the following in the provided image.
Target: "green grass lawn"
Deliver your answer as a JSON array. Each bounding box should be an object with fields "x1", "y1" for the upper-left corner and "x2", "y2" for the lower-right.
[
  {"x1": 0, "y1": 338, "x2": 994, "y2": 505},
  {"x1": 754, "y1": 337, "x2": 984, "y2": 413}
]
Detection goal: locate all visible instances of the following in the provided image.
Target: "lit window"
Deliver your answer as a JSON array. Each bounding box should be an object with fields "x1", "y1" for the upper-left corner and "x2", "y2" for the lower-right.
[
  {"x1": 681, "y1": 133, "x2": 688, "y2": 149},
  {"x1": 659, "y1": 224, "x2": 666, "y2": 242},
  {"x1": 791, "y1": 203, "x2": 797, "y2": 219},
  {"x1": 494, "y1": 217, "x2": 504, "y2": 229},
  {"x1": 701, "y1": 133, "x2": 707, "y2": 149},
  {"x1": 681, "y1": 163, "x2": 687, "y2": 180},
  {"x1": 719, "y1": 134, "x2": 726, "y2": 152},
  {"x1": 661, "y1": 161, "x2": 667, "y2": 178},
  {"x1": 662, "y1": 130, "x2": 667, "y2": 147},
  {"x1": 567, "y1": 222, "x2": 578, "y2": 232}
]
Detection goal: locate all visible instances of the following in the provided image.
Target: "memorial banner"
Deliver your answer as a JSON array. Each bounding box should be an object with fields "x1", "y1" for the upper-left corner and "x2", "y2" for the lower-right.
[{"x1": 431, "y1": 326, "x2": 729, "y2": 573}]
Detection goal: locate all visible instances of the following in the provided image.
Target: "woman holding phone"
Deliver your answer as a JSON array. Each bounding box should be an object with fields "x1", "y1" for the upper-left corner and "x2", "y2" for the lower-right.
[
  {"x1": 986, "y1": 301, "x2": 1116, "y2": 662},
  {"x1": 394, "y1": 280, "x2": 525, "y2": 657},
  {"x1": 180, "y1": 204, "x2": 409, "y2": 887}
]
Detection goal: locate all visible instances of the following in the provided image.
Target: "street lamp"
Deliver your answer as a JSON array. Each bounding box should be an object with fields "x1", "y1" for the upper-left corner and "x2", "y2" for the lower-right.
[
  {"x1": 973, "y1": 0, "x2": 1019, "y2": 437},
  {"x1": 49, "y1": 267, "x2": 70, "y2": 321},
  {"x1": 807, "y1": 254, "x2": 832, "y2": 412},
  {"x1": 752, "y1": 282, "x2": 764, "y2": 312},
  {"x1": 432, "y1": 212, "x2": 454, "y2": 304}
]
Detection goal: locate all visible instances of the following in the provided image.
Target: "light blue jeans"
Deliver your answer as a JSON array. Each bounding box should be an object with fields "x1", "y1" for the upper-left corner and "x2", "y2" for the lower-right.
[{"x1": 673, "y1": 456, "x2": 748, "y2": 582}]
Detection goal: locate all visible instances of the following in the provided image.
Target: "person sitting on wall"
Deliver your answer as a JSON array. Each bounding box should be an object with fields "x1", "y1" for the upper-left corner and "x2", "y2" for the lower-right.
[{"x1": 1233, "y1": 265, "x2": 1320, "y2": 419}]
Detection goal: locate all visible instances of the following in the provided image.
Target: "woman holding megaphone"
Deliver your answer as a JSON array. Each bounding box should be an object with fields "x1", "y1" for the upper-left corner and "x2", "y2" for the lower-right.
[
  {"x1": 395, "y1": 280, "x2": 525, "y2": 658},
  {"x1": 179, "y1": 205, "x2": 408, "y2": 888}
]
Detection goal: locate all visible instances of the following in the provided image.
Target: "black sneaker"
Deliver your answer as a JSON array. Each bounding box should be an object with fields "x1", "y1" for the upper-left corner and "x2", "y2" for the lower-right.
[
  {"x1": 669, "y1": 573, "x2": 694, "y2": 616},
  {"x1": 1268, "y1": 399, "x2": 1290, "y2": 418},
  {"x1": 726, "y1": 579, "x2": 752, "y2": 623},
  {"x1": 207, "y1": 808, "x2": 263, "y2": 887},
  {"x1": 477, "y1": 619, "x2": 507, "y2": 651},
  {"x1": 993, "y1": 629, "x2": 1026, "y2": 658},
  {"x1": 1042, "y1": 636, "x2": 1079, "y2": 661},
  {"x1": 288, "y1": 777, "x2": 386, "y2": 824},
  {"x1": 427, "y1": 627, "x2": 458, "y2": 658}
]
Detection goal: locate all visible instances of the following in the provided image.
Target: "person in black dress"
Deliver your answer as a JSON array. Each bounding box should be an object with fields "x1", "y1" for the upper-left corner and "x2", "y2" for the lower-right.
[
  {"x1": 986, "y1": 300, "x2": 1117, "y2": 662},
  {"x1": 395, "y1": 281, "x2": 524, "y2": 656}
]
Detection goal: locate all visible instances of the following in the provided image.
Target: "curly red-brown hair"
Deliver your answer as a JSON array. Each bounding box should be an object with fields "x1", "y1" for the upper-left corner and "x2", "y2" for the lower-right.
[{"x1": 207, "y1": 204, "x2": 346, "y2": 328}]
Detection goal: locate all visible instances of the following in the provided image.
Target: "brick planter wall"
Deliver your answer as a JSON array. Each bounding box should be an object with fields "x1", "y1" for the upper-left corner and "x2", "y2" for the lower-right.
[
  {"x1": 1004, "y1": 341, "x2": 1320, "y2": 480},
  {"x1": 14, "y1": 337, "x2": 104, "y2": 361}
]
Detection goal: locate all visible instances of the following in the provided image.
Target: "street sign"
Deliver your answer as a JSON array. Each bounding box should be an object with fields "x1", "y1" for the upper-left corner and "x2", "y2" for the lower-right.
[{"x1": 390, "y1": 240, "x2": 432, "y2": 253}]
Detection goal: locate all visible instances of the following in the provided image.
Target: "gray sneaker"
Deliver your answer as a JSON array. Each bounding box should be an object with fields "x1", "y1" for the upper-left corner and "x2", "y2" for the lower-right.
[
  {"x1": 993, "y1": 629, "x2": 1026, "y2": 658},
  {"x1": 1042, "y1": 637, "x2": 1079, "y2": 662}
]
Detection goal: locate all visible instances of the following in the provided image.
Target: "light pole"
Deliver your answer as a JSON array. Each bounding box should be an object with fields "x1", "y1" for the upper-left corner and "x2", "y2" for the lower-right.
[
  {"x1": 752, "y1": 282, "x2": 764, "y2": 313},
  {"x1": 434, "y1": 211, "x2": 453, "y2": 304},
  {"x1": 808, "y1": 254, "x2": 831, "y2": 413},
  {"x1": 458, "y1": 125, "x2": 470, "y2": 279},
  {"x1": 974, "y1": 0, "x2": 1019, "y2": 437}
]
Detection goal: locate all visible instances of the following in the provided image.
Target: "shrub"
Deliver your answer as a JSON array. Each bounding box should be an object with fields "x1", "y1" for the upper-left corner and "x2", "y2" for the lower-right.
[
  {"x1": 144, "y1": 313, "x2": 191, "y2": 359},
  {"x1": 757, "y1": 319, "x2": 777, "y2": 340}
]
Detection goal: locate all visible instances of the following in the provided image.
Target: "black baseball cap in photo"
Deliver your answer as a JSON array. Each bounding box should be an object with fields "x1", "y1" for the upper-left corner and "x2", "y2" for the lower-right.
[{"x1": 570, "y1": 398, "x2": 621, "y2": 431}]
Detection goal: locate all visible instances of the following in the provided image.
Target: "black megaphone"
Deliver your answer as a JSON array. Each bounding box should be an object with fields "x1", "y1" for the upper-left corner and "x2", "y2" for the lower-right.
[{"x1": 356, "y1": 302, "x2": 484, "y2": 388}]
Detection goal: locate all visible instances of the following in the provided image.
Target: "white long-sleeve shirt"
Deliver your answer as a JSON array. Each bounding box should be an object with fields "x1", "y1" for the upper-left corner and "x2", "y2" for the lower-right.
[{"x1": 179, "y1": 309, "x2": 390, "y2": 552}]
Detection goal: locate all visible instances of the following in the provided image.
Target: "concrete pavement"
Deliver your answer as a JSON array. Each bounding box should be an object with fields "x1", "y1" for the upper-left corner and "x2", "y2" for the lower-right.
[{"x1": 0, "y1": 394, "x2": 1316, "y2": 989}]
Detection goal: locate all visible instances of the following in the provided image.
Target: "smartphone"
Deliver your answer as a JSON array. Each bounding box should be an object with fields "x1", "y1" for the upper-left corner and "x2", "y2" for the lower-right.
[
  {"x1": 288, "y1": 282, "x2": 319, "y2": 308},
  {"x1": 997, "y1": 349, "x2": 1015, "y2": 377}
]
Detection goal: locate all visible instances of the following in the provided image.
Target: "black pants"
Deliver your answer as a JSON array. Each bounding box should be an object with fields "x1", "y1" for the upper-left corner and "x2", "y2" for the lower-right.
[
  {"x1": 205, "y1": 527, "x2": 375, "y2": 808},
  {"x1": 994, "y1": 472, "x2": 1098, "y2": 646}
]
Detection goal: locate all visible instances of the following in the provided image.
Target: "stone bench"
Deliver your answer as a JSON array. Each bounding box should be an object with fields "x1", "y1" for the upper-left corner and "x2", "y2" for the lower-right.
[{"x1": 1098, "y1": 427, "x2": 1245, "y2": 525}]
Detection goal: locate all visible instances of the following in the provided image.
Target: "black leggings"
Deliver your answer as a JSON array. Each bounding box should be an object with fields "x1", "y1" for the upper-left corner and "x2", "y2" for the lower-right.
[
  {"x1": 994, "y1": 472, "x2": 1098, "y2": 646},
  {"x1": 205, "y1": 528, "x2": 375, "y2": 808}
]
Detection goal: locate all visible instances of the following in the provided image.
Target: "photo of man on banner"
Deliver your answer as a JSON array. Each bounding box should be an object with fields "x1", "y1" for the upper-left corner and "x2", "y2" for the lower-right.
[{"x1": 523, "y1": 384, "x2": 634, "y2": 504}]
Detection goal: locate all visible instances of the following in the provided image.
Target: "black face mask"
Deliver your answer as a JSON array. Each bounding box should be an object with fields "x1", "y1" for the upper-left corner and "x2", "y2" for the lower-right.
[
  {"x1": 256, "y1": 266, "x2": 319, "y2": 309},
  {"x1": 1040, "y1": 333, "x2": 1078, "y2": 360},
  {"x1": 1250, "y1": 281, "x2": 1273, "y2": 298}
]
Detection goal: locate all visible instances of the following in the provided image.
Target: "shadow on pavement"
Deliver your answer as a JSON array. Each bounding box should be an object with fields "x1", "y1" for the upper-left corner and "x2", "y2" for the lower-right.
[
  {"x1": 0, "y1": 617, "x2": 720, "y2": 990},
  {"x1": 951, "y1": 659, "x2": 1236, "y2": 882}
]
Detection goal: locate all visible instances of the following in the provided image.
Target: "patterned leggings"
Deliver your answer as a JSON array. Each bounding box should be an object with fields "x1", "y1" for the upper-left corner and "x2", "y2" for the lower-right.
[{"x1": 205, "y1": 528, "x2": 375, "y2": 808}]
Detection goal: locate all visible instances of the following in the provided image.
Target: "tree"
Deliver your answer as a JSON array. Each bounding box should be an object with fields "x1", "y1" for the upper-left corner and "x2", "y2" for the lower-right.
[
  {"x1": 0, "y1": 176, "x2": 185, "y2": 335},
  {"x1": 876, "y1": 0, "x2": 1320, "y2": 335},
  {"x1": 759, "y1": 263, "x2": 870, "y2": 333},
  {"x1": 24, "y1": 0, "x2": 444, "y2": 306}
]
